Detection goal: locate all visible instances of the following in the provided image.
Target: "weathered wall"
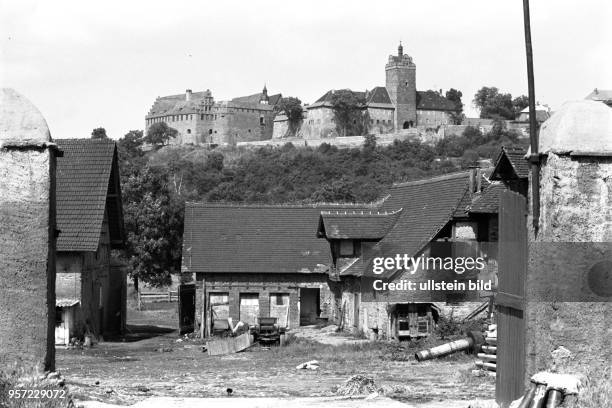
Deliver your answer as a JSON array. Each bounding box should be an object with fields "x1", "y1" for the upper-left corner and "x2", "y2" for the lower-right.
[
  {"x1": 416, "y1": 109, "x2": 452, "y2": 127},
  {"x1": 192, "y1": 273, "x2": 331, "y2": 330},
  {"x1": 367, "y1": 107, "x2": 395, "y2": 134},
  {"x1": 0, "y1": 149, "x2": 56, "y2": 370},
  {"x1": 525, "y1": 153, "x2": 612, "y2": 381},
  {"x1": 301, "y1": 107, "x2": 337, "y2": 139}
]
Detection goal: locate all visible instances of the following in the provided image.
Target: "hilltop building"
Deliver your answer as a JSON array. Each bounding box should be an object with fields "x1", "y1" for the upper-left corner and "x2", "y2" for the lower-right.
[
  {"x1": 300, "y1": 43, "x2": 459, "y2": 139},
  {"x1": 145, "y1": 86, "x2": 281, "y2": 146}
]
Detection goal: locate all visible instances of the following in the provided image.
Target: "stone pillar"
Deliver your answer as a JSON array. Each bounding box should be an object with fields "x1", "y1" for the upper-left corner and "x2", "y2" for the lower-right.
[
  {"x1": 0, "y1": 88, "x2": 58, "y2": 371},
  {"x1": 525, "y1": 100, "x2": 612, "y2": 383}
]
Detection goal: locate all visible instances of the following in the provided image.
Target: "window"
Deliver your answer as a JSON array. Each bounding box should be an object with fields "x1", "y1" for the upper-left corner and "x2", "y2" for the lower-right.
[
  {"x1": 187, "y1": 129, "x2": 191, "y2": 134},
  {"x1": 339, "y1": 240, "x2": 356, "y2": 257},
  {"x1": 55, "y1": 307, "x2": 63, "y2": 326},
  {"x1": 260, "y1": 116, "x2": 265, "y2": 126},
  {"x1": 270, "y1": 293, "x2": 289, "y2": 306}
]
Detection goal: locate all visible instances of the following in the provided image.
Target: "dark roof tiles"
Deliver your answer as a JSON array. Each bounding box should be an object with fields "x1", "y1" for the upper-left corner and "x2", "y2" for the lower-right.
[{"x1": 55, "y1": 138, "x2": 123, "y2": 252}]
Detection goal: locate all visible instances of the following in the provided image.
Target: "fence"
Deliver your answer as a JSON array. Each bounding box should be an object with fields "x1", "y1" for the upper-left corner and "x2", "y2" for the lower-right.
[{"x1": 137, "y1": 290, "x2": 178, "y2": 310}]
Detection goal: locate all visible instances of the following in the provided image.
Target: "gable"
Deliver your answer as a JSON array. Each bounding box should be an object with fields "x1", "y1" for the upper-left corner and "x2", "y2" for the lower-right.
[{"x1": 55, "y1": 138, "x2": 125, "y2": 252}]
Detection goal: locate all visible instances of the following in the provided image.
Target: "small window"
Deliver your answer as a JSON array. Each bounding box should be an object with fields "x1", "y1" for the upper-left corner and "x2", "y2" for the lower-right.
[
  {"x1": 260, "y1": 116, "x2": 265, "y2": 126},
  {"x1": 339, "y1": 240, "x2": 355, "y2": 257},
  {"x1": 187, "y1": 129, "x2": 191, "y2": 134}
]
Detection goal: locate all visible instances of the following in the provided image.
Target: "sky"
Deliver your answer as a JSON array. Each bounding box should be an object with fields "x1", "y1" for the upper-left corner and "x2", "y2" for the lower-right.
[{"x1": 1, "y1": 0, "x2": 610, "y2": 139}]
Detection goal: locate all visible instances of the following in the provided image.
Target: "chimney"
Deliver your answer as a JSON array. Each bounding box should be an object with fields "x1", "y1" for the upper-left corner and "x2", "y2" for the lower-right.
[
  {"x1": 468, "y1": 166, "x2": 482, "y2": 193},
  {"x1": 185, "y1": 89, "x2": 192, "y2": 101}
]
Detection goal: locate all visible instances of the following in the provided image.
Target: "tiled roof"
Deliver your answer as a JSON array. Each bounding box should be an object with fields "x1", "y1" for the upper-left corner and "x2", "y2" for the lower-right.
[
  {"x1": 366, "y1": 87, "x2": 392, "y2": 105},
  {"x1": 490, "y1": 146, "x2": 529, "y2": 180},
  {"x1": 318, "y1": 209, "x2": 402, "y2": 239},
  {"x1": 416, "y1": 90, "x2": 458, "y2": 111},
  {"x1": 232, "y1": 92, "x2": 282, "y2": 106},
  {"x1": 55, "y1": 139, "x2": 124, "y2": 252},
  {"x1": 311, "y1": 90, "x2": 367, "y2": 107},
  {"x1": 469, "y1": 183, "x2": 506, "y2": 213},
  {"x1": 379, "y1": 171, "x2": 470, "y2": 253},
  {"x1": 147, "y1": 93, "x2": 206, "y2": 116},
  {"x1": 182, "y1": 203, "x2": 375, "y2": 274}
]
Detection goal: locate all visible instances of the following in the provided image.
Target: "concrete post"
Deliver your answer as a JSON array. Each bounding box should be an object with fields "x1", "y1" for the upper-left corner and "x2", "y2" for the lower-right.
[
  {"x1": 0, "y1": 88, "x2": 59, "y2": 371},
  {"x1": 525, "y1": 100, "x2": 612, "y2": 382}
]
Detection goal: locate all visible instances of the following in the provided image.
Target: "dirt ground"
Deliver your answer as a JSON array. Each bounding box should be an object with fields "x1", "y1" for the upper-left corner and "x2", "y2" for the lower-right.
[{"x1": 57, "y1": 302, "x2": 495, "y2": 407}]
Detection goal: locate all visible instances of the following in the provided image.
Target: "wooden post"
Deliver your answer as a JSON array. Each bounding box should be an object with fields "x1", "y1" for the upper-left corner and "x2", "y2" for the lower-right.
[{"x1": 200, "y1": 277, "x2": 206, "y2": 338}]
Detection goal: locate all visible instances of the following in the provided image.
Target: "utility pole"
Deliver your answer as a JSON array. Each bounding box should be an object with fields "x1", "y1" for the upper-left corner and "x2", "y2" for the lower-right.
[{"x1": 522, "y1": 0, "x2": 540, "y2": 233}]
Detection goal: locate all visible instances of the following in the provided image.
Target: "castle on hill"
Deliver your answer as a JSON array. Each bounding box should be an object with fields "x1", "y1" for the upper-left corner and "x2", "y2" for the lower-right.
[
  {"x1": 145, "y1": 86, "x2": 281, "y2": 145},
  {"x1": 145, "y1": 43, "x2": 459, "y2": 145},
  {"x1": 297, "y1": 43, "x2": 458, "y2": 139}
]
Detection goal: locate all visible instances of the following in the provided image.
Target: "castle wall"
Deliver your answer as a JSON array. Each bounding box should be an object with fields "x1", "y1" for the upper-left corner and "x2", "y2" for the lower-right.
[
  {"x1": 302, "y1": 107, "x2": 337, "y2": 139},
  {"x1": 416, "y1": 109, "x2": 452, "y2": 128},
  {"x1": 367, "y1": 107, "x2": 394, "y2": 134}
]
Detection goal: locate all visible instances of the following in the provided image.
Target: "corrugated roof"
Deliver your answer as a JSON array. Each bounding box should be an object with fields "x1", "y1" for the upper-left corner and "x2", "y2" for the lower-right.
[
  {"x1": 182, "y1": 203, "x2": 376, "y2": 274},
  {"x1": 55, "y1": 139, "x2": 124, "y2": 252},
  {"x1": 318, "y1": 209, "x2": 402, "y2": 239}
]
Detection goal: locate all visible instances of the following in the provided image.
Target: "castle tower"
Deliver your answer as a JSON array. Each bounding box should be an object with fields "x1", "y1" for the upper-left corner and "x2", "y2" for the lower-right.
[
  {"x1": 385, "y1": 43, "x2": 417, "y2": 130},
  {"x1": 260, "y1": 85, "x2": 269, "y2": 105}
]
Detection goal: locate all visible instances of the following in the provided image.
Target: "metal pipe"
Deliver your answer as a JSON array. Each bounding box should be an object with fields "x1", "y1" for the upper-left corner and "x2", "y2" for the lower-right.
[
  {"x1": 522, "y1": 0, "x2": 540, "y2": 234},
  {"x1": 545, "y1": 389, "x2": 564, "y2": 408},
  {"x1": 415, "y1": 338, "x2": 474, "y2": 361},
  {"x1": 517, "y1": 382, "x2": 537, "y2": 408},
  {"x1": 529, "y1": 383, "x2": 547, "y2": 408}
]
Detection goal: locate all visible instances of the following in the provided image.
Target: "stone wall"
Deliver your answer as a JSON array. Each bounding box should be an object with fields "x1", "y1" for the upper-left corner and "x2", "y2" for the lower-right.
[
  {"x1": 192, "y1": 273, "x2": 332, "y2": 330},
  {"x1": 301, "y1": 107, "x2": 337, "y2": 139},
  {"x1": 0, "y1": 149, "x2": 56, "y2": 370},
  {"x1": 525, "y1": 153, "x2": 612, "y2": 382},
  {"x1": 416, "y1": 109, "x2": 452, "y2": 127}
]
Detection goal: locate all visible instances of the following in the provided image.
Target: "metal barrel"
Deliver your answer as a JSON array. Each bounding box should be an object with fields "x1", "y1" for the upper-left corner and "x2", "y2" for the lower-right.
[
  {"x1": 415, "y1": 338, "x2": 474, "y2": 361},
  {"x1": 517, "y1": 381, "x2": 537, "y2": 408},
  {"x1": 545, "y1": 388, "x2": 564, "y2": 408},
  {"x1": 528, "y1": 383, "x2": 548, "y2": 408}
]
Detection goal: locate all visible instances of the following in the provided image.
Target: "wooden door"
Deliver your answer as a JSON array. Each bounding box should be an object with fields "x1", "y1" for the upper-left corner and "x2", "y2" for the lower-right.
[
  {"x1": 178, "y1": 283, "x2": 196, "y2": 335},
  {"x1": 496, "y1": 190, "x2": 527, "y2": 407}
]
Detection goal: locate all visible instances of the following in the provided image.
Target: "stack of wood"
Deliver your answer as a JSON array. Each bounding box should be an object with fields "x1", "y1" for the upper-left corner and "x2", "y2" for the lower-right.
[{"x1": 475, "y1": 324, "x2": 497, "y2": 374}]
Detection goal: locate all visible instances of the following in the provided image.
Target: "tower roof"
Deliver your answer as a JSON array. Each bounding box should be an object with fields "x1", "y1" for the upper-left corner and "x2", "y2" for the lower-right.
[
  {"x1": 538, "y1": 100, "x2": 612, "y2": 155},
  {"x1": 0, "y1": 88, "x2": 52, "y2": 147}
]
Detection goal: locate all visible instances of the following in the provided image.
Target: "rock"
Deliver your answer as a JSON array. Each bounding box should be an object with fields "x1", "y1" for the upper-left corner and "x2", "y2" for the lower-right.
[
  {"x1": 296, "y1": 360, "x2": 320, "y2": 370},
  {"x1": 551, "y1": 346, "x2": 572, "y2": 360},
  {"x1": 46, "y1": 371, "x2": 60, "y2": 380},
  {"x1": 136, "y1": 385, "x2": 150, "y2": 393},
  {"x1": 104, "y1": 388, "x2": 114, "y2": 394},
  {"x1": 176, "y1": 339, "x2": 183, "y2": 343},
  {"x1": 94, "y1": 380, "x2": 100, "y2": 386}
]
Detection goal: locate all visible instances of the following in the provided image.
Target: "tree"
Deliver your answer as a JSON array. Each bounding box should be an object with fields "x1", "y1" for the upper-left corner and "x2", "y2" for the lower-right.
[
  {"x1": 117, "y1": 130, "x2": 146, "y2": 178},
  {"x1": 91, "y1": 127, "x2": 108, "y2": 139},
  {"x1": 122, "y1": 166, "x2": 184, "y2": 287},
  {"x1": 277, "y1": 97, "x2": 304, "y2": 137},
  {"x1": 330, "y1": 90, "x2": 369, "y2": 136},
  {"x1": 473, "y1": 87, "x2": 515, "y2": 120},
  {"x1": 145, "y1": 122, "x2": 178, "y2": 148},
  {"x1": 445, "y1": 88, "x2": 464, "y2": 124}
]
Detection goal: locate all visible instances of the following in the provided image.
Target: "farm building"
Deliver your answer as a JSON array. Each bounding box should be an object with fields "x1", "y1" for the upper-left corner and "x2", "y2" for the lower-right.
[
  {"x1": 182, "y1": 165, "x2": 506, "y2": 337},
  {"x1": 181, "y1": 203, "x2": 381, "y2": 331},
  {"x1": 317, "y1": 170, "x2": 501, "y2": 338},
  {"x1": 54, "y1": 138, "x2": 126, "y2": 345}
]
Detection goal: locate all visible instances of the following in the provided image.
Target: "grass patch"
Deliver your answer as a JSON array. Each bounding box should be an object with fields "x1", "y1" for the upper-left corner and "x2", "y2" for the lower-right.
[
  {"x1": 0, "y1": 364, "x2": 73, "y2": 408},
  {"x1": 567, "y1": 368, "x2": 612, "y2": 408}
]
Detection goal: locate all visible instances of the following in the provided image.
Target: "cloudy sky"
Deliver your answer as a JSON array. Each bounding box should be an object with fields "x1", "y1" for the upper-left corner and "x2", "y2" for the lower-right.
[{"x1": 1, "y1": 0, "x2": 610, "y2": 139}]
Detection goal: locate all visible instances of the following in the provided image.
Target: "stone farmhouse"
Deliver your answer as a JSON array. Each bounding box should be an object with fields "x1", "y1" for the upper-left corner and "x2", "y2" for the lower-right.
[
  {"x1": 54, "y1": 138, "x2": 127, "y2": 345},
  {"x1": 182, "y1": 166, "x2": 505, "y2": 338},
  {"x1": 145, "y1": 86, "x2": 281, "y2": 146},
  {"x1": 298, "y1": 43, "x2": 459, "y2": 139}
]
